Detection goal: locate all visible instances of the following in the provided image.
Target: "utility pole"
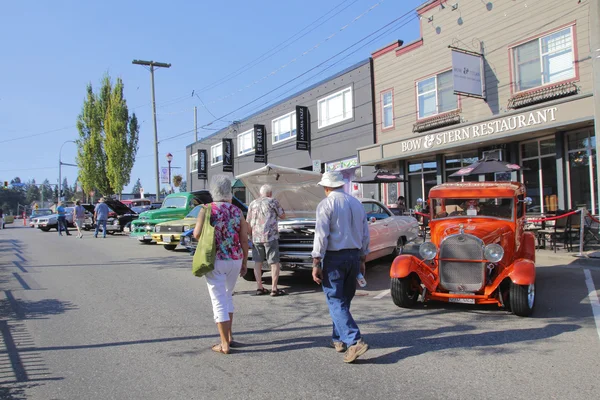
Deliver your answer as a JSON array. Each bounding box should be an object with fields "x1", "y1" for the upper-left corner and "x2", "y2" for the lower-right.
[
  {"x1": 132, "y1": 59, "x2": 171, "y2": 201},
  {"x1": 194, "y1": 106, "x2": 198, "y2": 142},
  {"x1": 591, "y1": 0, "x2": 600, "y2": 214}
]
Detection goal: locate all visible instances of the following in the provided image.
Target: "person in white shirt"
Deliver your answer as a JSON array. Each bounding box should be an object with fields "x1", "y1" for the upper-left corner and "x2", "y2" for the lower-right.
[
  {"x1": 311, "y1": 171, "x2": 370, "y2": 363},
  {"x1": 74, "y1": 200, "x2": 86, "y2": 239}
]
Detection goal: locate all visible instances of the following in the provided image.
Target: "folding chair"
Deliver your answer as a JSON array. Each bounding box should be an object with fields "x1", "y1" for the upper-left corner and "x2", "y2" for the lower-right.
[{"x1": 537, "y1": 212, "x2": 569, "y2": 252}]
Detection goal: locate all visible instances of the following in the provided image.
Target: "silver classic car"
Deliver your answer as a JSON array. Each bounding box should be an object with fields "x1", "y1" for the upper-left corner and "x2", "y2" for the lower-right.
[{"x1": 237, "y1": 164, "x2": 419, "y2": 280}]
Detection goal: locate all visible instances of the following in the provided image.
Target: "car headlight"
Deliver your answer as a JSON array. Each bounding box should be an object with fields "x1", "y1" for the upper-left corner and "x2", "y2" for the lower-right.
[
  {"x1": 183, "y1": 236, "x2": 191, "y2": 245},
  {"x1": 183, "y1": 225, "x2": 191, "y2": 231},
  {"x1": 145, "y1": 225, "x2": 152, "y2": 231},
  {"x1": 484, "y1": 244, "x2": 504, "y2": 263},
  {"x1": 419, "y1": 242, "x2": 437, "y2": 260},
  {"x1": 155, "y1": 226, "x2": 161, "y2": 233}
]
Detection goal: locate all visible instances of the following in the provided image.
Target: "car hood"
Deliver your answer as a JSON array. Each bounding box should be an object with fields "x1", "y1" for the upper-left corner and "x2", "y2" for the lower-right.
[
  {"x1": 236, "y1": 164, "x2": 324, "y2": 219},
  {"x1": 430, "y1": 218, "x2": 514, "y2": 246},
  {"x1": 136, "y1": 208, "x2": 186, "y2": 221},
  {"x1": 104, "y1": 198, "x2": 137, "y2": 216}
]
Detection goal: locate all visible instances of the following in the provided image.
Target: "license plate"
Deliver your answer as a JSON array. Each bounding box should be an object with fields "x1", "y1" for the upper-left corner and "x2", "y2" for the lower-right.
[
  {"x1": 449, "y1": 298, "x2": 475, "y2": 304},
  {"x1": 34, "y1": 224, "x2": 39, "y2": 228},
  {"x1": 162, "y1": 235, "x2": 172, "y2": 243}
]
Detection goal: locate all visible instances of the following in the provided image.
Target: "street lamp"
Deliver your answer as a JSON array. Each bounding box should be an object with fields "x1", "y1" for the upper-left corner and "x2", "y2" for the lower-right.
[
  {"x1": 59, "y1": 140, "x2": 77, "y2": 202},
  {"x1": 166, "y1": 152, "x2": 173, "y2": 193}
]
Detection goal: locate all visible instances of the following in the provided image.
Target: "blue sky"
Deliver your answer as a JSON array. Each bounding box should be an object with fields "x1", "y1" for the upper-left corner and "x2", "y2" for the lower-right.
[{"x1": 0, "y1": 0, "x2": 425, "y2": 194}]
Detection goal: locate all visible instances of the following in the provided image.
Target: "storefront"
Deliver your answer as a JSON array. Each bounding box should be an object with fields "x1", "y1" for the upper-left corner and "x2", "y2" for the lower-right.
[{"x1": 359, "y1": 94, "x2": 596, "y2": 213}]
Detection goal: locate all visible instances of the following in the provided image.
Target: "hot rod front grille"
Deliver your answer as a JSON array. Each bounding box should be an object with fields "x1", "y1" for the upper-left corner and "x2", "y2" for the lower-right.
[{"x1": 439, "y1": 233, "x2": 485, "y2": 293}]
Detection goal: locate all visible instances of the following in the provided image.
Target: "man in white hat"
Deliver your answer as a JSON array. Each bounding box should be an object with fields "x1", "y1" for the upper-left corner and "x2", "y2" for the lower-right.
[{"x1": 311, "y1": 171, "x2": 370, "y2": 363}]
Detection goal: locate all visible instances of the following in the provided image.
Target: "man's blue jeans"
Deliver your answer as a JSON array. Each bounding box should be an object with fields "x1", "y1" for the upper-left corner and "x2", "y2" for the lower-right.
[
  {"x1": 95, "y1": 219, "x2": 107, "y2": 238},
  {"x1": 322, "y1": 249, "x2": 361, "y2": 346},
  {"x1": 57, "y1": 216, "x2": 69, "y2": 235}
]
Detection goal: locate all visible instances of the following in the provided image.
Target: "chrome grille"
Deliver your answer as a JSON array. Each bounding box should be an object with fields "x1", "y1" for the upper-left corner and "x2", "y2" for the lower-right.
[{"x1": 439, "y1": 233, "x2": 485, "y2": 292}]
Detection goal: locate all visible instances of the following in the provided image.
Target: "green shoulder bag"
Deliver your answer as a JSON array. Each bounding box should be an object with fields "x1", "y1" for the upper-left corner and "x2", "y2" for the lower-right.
[{"x1": 192, "y1": 204, "x2": 216, "y2": 277}]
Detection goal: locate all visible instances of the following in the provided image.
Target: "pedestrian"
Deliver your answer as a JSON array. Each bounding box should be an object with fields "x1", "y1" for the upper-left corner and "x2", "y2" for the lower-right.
[
  {"x1": 311, "y1": 171, "x2": 370, "y2": 363},
  {"x1": 0, "y1": 208, "x2": 4, "y2": 230},
  {"x1": 56, "y1": 202, "x2": 71, "y2": 236},
  {"x1": 246, "y1": 184, "x2": 287, "y2": 296},
  {"x1": 193, "y1": 175, "x2": 249, "y2": 355},
  {"x1": 396, "y1": 196, "x2": 406, "y2": 215},
  {"x1": 74, "y1": 200, "x2": 86, "y2": 239},
  {"x1": 94, "y1": 198, "x2": 109, "y2": 238},
  {"x1": 351, "y1": 189, "x2": 362, "y2": 198}
]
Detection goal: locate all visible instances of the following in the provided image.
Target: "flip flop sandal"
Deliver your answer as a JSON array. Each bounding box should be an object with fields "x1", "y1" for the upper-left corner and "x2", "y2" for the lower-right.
[
  {"x1": 270, "y1": 289, "x2": 287, "y2": 297},
  {"x1": 211, "y1": 344, "x2": 230, "y2": 354},
  {"x1": 256, "y1": 288, "x2": 269, "y2": 296}
]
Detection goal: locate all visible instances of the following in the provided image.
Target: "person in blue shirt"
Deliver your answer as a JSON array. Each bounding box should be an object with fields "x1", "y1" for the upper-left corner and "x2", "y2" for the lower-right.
[
  {"x1": 311, "y1": 171, "x2": 370, "y2": 363},
  {"x1": 94, "y1": 198, "x2": 110, "y2": 238},
  {"x1": 56, "y1": 202, "x2": 71, "y2": 236}
]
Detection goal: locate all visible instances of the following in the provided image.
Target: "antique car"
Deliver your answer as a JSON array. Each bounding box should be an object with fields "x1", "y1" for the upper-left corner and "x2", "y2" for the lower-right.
[
  {"x1": 389, "y1": 182, "x2": 536, "y2": 317},
  {"x1": 129, "y1": 191, "x2": 212, "y2": 243},
  {"x1": 156, "y1": 197, "x2": 247, "y2": 251},
  {"x1": 103, "y1": 198, "x2": 139, "y2": 234},
  {"x1": 232, "y1": 164, "x2": 419, "y2": 281},
  {"x1": 32, "y1": 207, "x2": 75, "y2": 231},
  {"x1": 29, "y1": 209, "x2": 53, "y2": 227}
]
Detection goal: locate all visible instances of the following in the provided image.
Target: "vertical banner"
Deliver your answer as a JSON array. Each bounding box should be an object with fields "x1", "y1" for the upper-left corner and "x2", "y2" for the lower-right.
[
  {"x1": 197, "y1": 149, "x2": 208, "y2": 180},
  {"x1": 296, "y1": 105, "x2": 310, "y2": 151},
  {"x1": 160, "y1": 167, "x2": 169, "y2": 184},
  {"x1": 451, "y1": 49, "x2": 485, "y2": 99},
  {"x1": 254, "y1": 124, "x2": 267, "y2": 163},
  {"x1": 222, "y1": 138, "x2": 234, "y2": 172}
]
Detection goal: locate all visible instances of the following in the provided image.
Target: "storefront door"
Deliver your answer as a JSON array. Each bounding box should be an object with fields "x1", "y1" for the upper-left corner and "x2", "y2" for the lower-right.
[
  {"x1": 520, "y1": 136, "x2": 558, "y2": 213},
  {"x1": 566, "y1": 129, "x2": 597, "y2": 214}
]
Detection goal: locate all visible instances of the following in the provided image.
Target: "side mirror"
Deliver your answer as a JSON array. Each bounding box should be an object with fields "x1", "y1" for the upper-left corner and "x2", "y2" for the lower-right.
[
  {"x1": 369, "y1": 217, "x2": 377, "y2": 223},
  {"x1": 524, "y1": 197, "x2": 533, "y2": 205}
]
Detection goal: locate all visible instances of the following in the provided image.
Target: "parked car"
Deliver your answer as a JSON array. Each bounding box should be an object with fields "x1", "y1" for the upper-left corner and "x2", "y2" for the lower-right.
[
  {"x1": 31, "y1": 207, "x2": 75, "y2": 231},
  {"x1": 3, "y1": 214, "x2": 15, "y2": 228},
  {"x1": 121, "y1": 198, "x2": 152, "y2": 208},
  {"x1": 29, "y1": 209, "x2": 53, "y2": 227},
  {"x1": 129, "y1": 191, "x2": 212, "y2": 243},
  {"x1": 103, "y1": 198, "x2": 139, "y2": 234},
  {"x1": 389, "y1": 181, "x2": 536, "y2": 317},
  {"x1": 179, "y1": 164, "x2": 419, "y2": 279}
]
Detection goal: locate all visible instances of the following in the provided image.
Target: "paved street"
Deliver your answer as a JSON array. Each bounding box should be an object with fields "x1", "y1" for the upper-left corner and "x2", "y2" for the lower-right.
[{"x1": 1, "y1": 225, "x2": 599, "y2": 400}]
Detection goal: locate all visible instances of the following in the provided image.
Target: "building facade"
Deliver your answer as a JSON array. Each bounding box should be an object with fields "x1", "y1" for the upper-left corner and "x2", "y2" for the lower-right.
[
  {"x1": 359, "y1": 0, "x2": 596, "y2": 214},
  {"x1": 186, "y1": 59, "x2": 376, "y2": 202}
]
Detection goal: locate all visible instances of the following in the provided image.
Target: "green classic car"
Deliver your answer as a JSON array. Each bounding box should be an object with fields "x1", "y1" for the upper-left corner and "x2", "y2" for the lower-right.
[{"x1": 130, "y1": 191, "x2": 212, "y2": 243}]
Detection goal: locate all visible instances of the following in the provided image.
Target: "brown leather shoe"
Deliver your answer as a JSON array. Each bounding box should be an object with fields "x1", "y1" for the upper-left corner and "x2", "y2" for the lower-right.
[
  {"x1": 330, "y1": 340, "x2": 347, "y2": 353},
  {"x1": 343, "y1": 339, "x2": 369, "y2": 363}
]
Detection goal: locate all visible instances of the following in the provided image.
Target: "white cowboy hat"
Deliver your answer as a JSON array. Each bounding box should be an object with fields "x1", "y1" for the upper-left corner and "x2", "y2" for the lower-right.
[{"x1": 318, "y1": 171, "x2": 346, "y2": 188}]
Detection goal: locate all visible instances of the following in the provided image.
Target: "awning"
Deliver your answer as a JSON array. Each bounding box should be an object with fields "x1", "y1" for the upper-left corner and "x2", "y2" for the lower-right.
[{"x1": 231, "y1": 179, "x2": 245, "y2": 188}]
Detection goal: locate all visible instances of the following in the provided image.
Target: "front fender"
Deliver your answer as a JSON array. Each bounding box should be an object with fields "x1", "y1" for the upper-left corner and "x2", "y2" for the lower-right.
[
  {"x1": 390, "y1": 255, "x2": 438, "y2": 291},
  {"x1": 508, "y1": 258, "x2": 536, "y2": 285}
]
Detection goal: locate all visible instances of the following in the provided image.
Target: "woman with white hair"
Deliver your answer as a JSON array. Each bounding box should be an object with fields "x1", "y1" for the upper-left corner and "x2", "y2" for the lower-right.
[{"x1": 193, "y1": 175, "x2": 249, "y2": 354}]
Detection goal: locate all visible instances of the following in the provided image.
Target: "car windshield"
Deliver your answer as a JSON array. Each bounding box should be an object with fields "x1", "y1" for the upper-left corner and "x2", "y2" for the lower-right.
[
  {"x1": 161, "y1": 197, "x2": 187, "y2": 209},
  {"x1": 432, "y1": 198, "x2": 514, "y2": 220},
  {"x1": 32, "y1": 210, "x2": 52, "y2": 217},
  {"x1": 131, "y1": 206, "x2": 148, "y2": 214},
  {"x1": 186, "y1": 205, "x2": 202, "y2": 219}
]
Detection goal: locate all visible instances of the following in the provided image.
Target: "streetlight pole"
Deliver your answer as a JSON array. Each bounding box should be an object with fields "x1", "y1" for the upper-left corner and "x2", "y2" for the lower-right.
[
  {"x1": 166, "y1": 152, "x2": 173, "y2": 193},
  {"x1": 59, "y1": 140, "x2": 77, "y2": 202},
  {"x1": 132, "y1": 59, "x2": 171, "y2": 201}
]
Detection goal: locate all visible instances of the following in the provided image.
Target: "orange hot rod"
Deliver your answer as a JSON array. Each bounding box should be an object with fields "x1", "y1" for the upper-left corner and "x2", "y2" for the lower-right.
[{"x1": 390, "y1": 182, "x2": 536, "y2": 317}]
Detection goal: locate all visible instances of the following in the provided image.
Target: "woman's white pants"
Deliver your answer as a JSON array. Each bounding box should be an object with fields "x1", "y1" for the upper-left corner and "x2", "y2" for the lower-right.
[{"x1": 205, "y1": 259, "x2": 242, "y2": 323}]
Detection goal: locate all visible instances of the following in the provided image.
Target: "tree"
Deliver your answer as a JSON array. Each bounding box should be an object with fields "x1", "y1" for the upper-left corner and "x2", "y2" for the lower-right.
[
  {"x1": 172, "y1": 175, "x2": 183, "y2": 188},
  {"x1": 132, "y1": 178, "x2": 142, "y2": 195},
  {"x1": 62, "y1": 177, "x2": 73, "y2": 200},
  {"x1": 25, "y1": 179, "x2": 40, "y2": 204},
  {"x1": 41, "y1": 179, "x2": 54, "y2": 204},
  {"x1": 76, "y1": 74, "x2": 139, "y2": 199}
]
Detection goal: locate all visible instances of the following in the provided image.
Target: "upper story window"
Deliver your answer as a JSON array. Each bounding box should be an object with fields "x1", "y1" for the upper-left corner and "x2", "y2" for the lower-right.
[
  {"x1": 512, "y1": 26, "x2": 575, "y2": 93},
  {"x1": 318, "y1": 86, "x2": 353, "y2": 129},
  {"x1": 237, "y1": 129, "x2": 254, "y2": 155},
  {"x1": 190, "y1": 153, "x2": 198, "y2": 171},
  {"x1": 211, "y1": 142, "x2": 222, "y2": 165},
  {"x1": 381, "y1": 90, "x2": 394, "y2": 129},
  {"x1": 417, "y1": 70, "x2": 457, "y2": 119},
  {"x1": 272, "y1": 111, "x2": 296, "y2": 144}
]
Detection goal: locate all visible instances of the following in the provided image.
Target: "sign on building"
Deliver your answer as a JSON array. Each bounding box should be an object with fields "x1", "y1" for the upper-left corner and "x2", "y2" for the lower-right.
[
  {"x1": 254, "y1": 124, "x2": 267, "y2": 163},
  {"x1": 222, "y1": 138, "x2": 234, "y2": 172},
  {"x1": 312, "y1": 159, "x2": 321, "y2": 172},
  {"x1": 197, "y1": 149, "x2": 208, "y2": 180},
  {"x1": 451, "y1": 49, "x2": 485, "y2": 99},
  {"x1": 160, "y1": 167, "x2": 169, "y2": 184},
  {"x1": 296, "y1": 105, "x2": 311, "y2": 151}
]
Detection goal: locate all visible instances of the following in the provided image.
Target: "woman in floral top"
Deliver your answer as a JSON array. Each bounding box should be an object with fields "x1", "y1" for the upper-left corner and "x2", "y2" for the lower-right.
[{"x1": 194, "y1": 175, "x2": 249, "y2": 355}]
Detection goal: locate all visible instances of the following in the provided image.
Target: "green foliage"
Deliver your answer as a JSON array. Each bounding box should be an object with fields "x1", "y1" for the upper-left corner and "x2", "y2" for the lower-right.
[
  {"x1": 131, "y1": 178, "x2": 142, "y2": 195},
  {"x1": 40, "y1": 179, "x2": 54, "y2": 203},
  {"x1": 76, "y1": 73, "x2": 139, "y2": 197},
  {"x1": 25, "y1": 179, "x2": 40, "y2": 204},
  {"x1": 0, "y1": 188, "x2": 26, "y2": 214}
]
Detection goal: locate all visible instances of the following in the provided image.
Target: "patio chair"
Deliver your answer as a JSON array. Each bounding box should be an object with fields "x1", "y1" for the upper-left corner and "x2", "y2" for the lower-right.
[
  {"x1": 565, "y1": 211, "x2": 582, "y2": 252},
  {"x1": 537, "y1": 210, "x2": 569, "y2": 252}
]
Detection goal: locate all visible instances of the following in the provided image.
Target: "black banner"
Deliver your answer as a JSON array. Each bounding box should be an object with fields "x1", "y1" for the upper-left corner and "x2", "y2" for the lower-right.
[
  {"x1": 296, "y1": 105, "x2": 310, "y2": 151},
  {"x1": 254, "y1": 124, "x2": 267, "y2": 163},
  {"x1": 222, "y1": 138, "x2": 233, "y2": 172},
  {"x1": 197, "y1": 149, "x2": 207, "y2": 180}
]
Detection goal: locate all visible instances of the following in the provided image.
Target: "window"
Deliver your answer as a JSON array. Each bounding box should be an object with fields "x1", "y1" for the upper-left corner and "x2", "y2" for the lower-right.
[
  {"x1": 381, "y1": 90, "x2": 394, "y2": 129},
  {"x1": 272, "y1": 111, "x2": 296, "y2": 144},
  {"x1": 318, "y1": 87, "x2": 353, "y2": 128},
  {"x1": 362, "y1": 202, "x2": 391, "y2": 220},
  {"x1": 520, "y1": 137, "x2": 557, "y2": 213},
  {"x1": 211, "y1": 142, "x2": 222, "y2": 165},
  {"x1": 417, "y1": 70, "x2": 457, "y2": 119},
  {"x1": 237, "y1": 129, "x2": 254, "y2": 155},
  {"x1": 407, "y1": 159, "x2": 437, "y2": 208},
  {"x1": 566, "y1": 129, "x2": 597, "y2": 214},
  {"x1": 190, "y1": 153, "x2": 198, "y2": 171},
  {"x1": 512, "y1": 27, "x2": 575, "y2": 92}
]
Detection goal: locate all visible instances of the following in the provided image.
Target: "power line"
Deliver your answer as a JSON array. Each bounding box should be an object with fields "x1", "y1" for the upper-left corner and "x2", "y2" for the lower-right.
[{"x1": 0, "y1": 125, "x2": 77, "y2": 144}]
